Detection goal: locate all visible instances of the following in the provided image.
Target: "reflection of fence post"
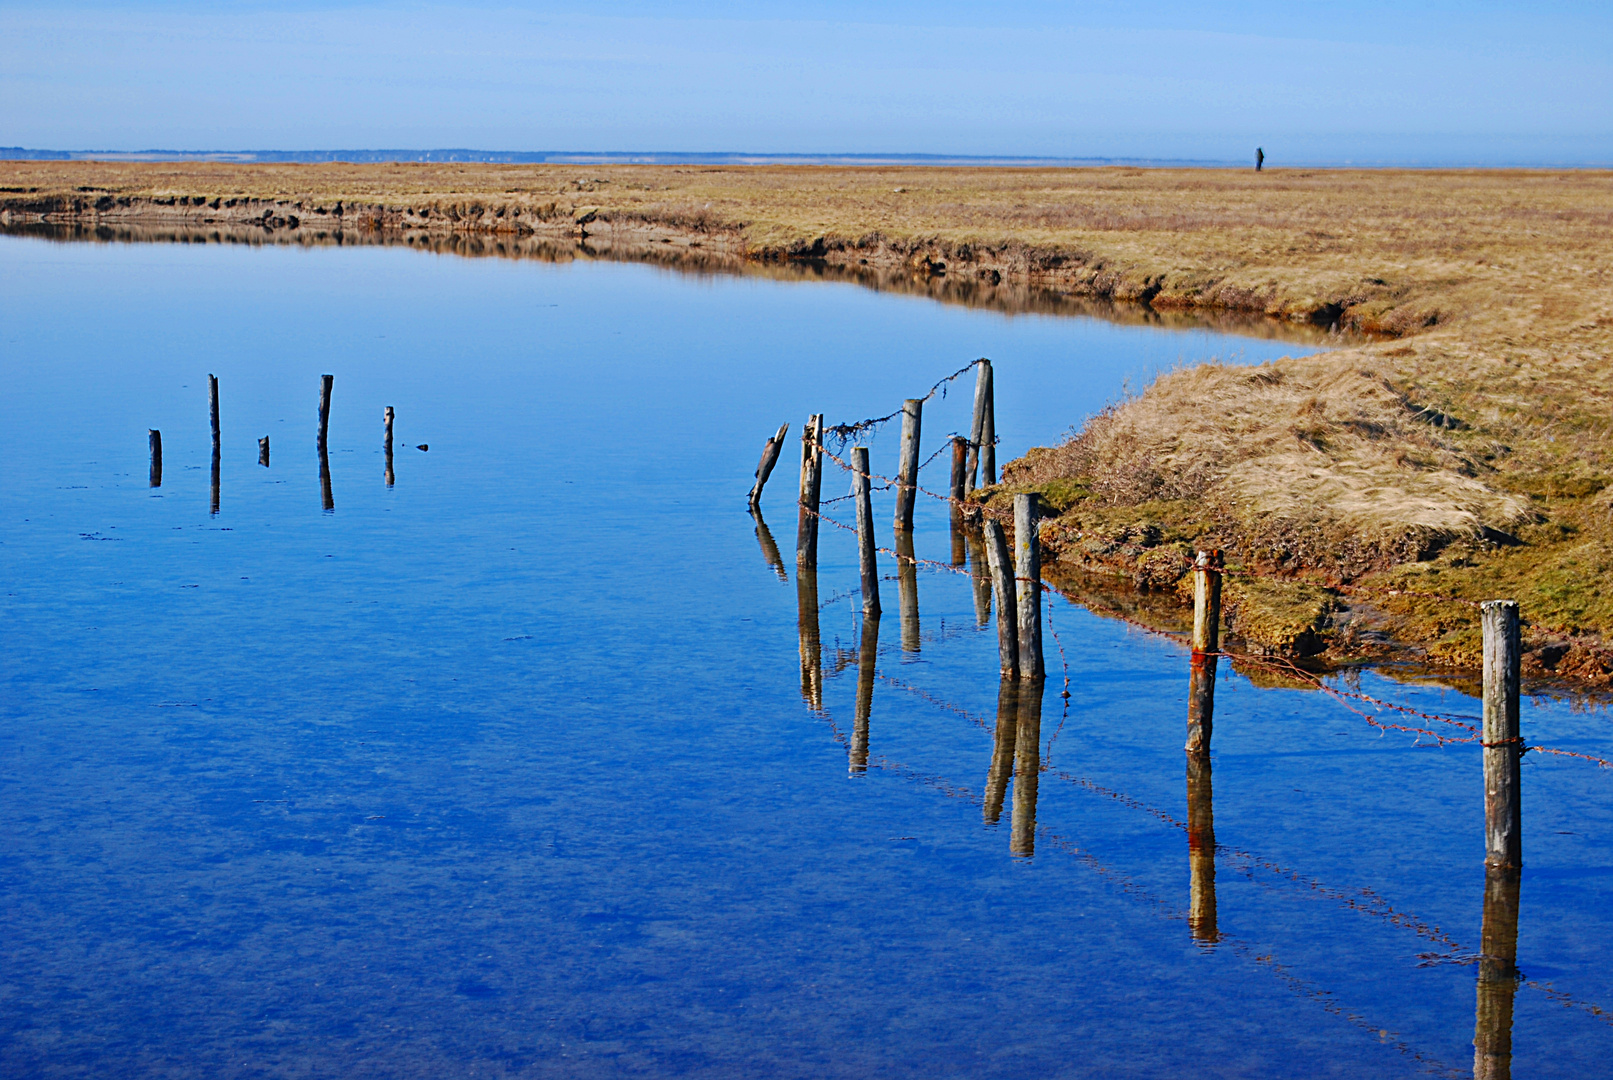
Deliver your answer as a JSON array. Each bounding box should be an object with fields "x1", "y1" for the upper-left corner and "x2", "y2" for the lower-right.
[
  {"x1": 1187, "y1": 752, "x2": 1219, "y2": 944},
  {"x1": 258, "y1": 436, "x2": 270, "y2": 468},
  {"x1": 1014, "y1": 494, "x2": 1044, "y2": 680},
  {"x1": 1186, "y1": 549, "x2": 1223, "y2": 755},
  {"x1": 384, "y1": 406, "x2": 395, "y2": 486},
  {"x1": 966, "y1": 523, "x2": 992, "y2": 627},
  {"x1": 983, "y1": 517, "x2": 1018, "y2": 678},
  {"x1": 317, "y1": 374, "x2": 333, "y2": 455},
  {"x1": 749, "y1": 421, "x2": 790, "y2": 509},
  {"x1": 1010, "y1": 676, "x2": 1044, "y2": 857},
  {"x1": 796, "y1": 561, "x2": 822, "y2": 710},
  {"x1": 894, "y1": 398, "x2": 922, "y2": 531},
  {"x1": 149, "y1": 429, "x2": 162, "y2": 487},
  {"x1": 210, "y1": 444, "x2": 220, "y2": 515},
  {"x1": 752, "y1": 508, "x2": 787, "y2": 582},
  {"x1": 896, "y1": 529, "x2": 920, "y2": 653},
  {"x1": 966, "y1": 358, "x2": 992, "y2": 492},
  {"x1": 1482, "y1": 599, "x2": 1522, "y2": 870},
  {"x1": 853, "y1": 446, "x2": 880, "y2": 617},
  {"x1": 1473, "y1": 866, "x2": 1521, "y2": 1080},
  {"x1": 796, "y1": 414, "x2": 824, "y2": 569},
  {"x1": 852, "y1": 612, "x2": 880, "y2": 774},
  {"x1": 983, "y1": 678, "x2": 1019, "y2": 824}
]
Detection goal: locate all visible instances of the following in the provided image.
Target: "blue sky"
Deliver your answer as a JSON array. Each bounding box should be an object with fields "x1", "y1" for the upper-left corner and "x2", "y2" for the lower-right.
[{"x1": 3, "y1": 1, "x2": 1611, "y2": 164}]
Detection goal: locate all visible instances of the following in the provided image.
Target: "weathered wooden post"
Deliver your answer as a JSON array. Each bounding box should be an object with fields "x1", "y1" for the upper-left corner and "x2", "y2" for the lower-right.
[
  {"x1": 749, "y1": 421, "x2": 790, "y2": 509},
  {"x1": 893, "y1": 398, "x2": 922, "y2": 531},
  {"x1": 1186, "y1": 549, "x2": 1223, "y2": 755},
  {"x1": 209, "y1": 374, "x2": 220, "y2": 448},
  {"x1": 796, "y1": 414, "x2": 824, "y2": 569},
  {"x1": 853, "y1": 446, "x2": 880, "y2": 616},
  {"x1": 983, "y1": 678, "x2": 1020, "y2": 824},
  {"x1": 317, "y1": 374, "x2": 334, "y2": 455},
  {"x1": 982, "y1": 365, "x2": 996, "y2": 485},
  {"x1": 210, "y1": 445, "x2": 220, "y2": 516},
  {"x1": 966, "y1": 359, "x2": 992, "y2": 492},
  {"x1": 320, "y1": 452, "x2": 334, "y2": 511},
  {"x1": 1482, "y1": 599, "x2": 1522, "y2": 870},
  {"x1": 982, "y1": 517, "x2": 1018, "y2": 678},
  {"x1": 148, "y1": 429, "x2": 162, "y2": 487},
  {"x1": 895, "y1": 529, "x2": 920, "y2": 653},
  {"x1": 752, "y1": 508, "x2": 787, "y2": 582},
  {"x1": 852, "y1": 611, "x2": 880, "y2": 774},
  {"x1": 1014, "y1": 494, "x2": 1044, "y2": 680},
  {"x1": 1187, "y1": 752, "x2": 1219, "y2": 944},
  {"x1": 796, "y1": 559, "x2": 823, "y2": 711},
  {"x1": 1473, "y1": 866, "x2": 1522, "y2": 1080},
  {"x1": 1010, "y1": 675, "x2": 1044, "y2": 857},
  {"x1": 258, "y1": 436, "x2": 270, "y2": 468},
  {"x1": 384, "y1": 406, "x2": 395, "y2": 487},
  {"x1": 949, "y1": 435, "x2": 969, "y2": 566}
]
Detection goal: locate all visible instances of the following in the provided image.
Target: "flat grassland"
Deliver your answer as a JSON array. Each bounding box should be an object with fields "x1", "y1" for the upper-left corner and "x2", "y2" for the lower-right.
[{"x1": 5, "y1": 161, "x2": 1612, "y2": 678}]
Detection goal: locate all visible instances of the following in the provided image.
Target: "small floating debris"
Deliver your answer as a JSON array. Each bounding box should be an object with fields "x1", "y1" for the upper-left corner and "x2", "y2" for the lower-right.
[{"x1": 416, "y1": 443, "x2": 429, "y2": 451}]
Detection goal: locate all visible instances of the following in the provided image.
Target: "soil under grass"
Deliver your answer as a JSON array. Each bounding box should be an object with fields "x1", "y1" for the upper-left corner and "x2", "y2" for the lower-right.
[{"x1": 5, "y1": 160, "x2": 1611, "y2": 682}]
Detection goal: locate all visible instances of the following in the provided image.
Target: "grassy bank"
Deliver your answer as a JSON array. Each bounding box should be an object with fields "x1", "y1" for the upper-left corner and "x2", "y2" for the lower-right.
[{"x1": 5, "y1": 161, "x2": 1611, "y2": 680}]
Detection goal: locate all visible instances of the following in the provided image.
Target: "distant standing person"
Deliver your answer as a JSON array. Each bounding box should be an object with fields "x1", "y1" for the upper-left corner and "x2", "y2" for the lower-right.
[{"x1": 1256, "y1": 147, "x2": 1264, "y2": 172}]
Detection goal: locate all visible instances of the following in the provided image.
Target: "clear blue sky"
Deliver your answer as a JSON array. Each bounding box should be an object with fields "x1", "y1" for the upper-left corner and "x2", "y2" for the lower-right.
[{"x1": 4, "y1": 1, "x2": 1611, "y2": 164}]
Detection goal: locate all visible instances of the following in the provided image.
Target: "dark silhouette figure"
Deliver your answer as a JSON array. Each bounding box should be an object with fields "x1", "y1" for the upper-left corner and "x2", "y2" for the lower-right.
[{"x1": 1256, "y1": 147, "x2": 1265, "y2": 172}]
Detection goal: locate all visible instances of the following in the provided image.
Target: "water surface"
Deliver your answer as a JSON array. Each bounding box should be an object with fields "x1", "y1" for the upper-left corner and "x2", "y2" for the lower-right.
[{"x1": 2, "y1": 236, "x2": 1611, "y2": 1078}]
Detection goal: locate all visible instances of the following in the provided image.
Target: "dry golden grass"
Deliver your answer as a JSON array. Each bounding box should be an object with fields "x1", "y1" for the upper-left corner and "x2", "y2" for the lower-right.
[{"x1": 4, "y1": 160, "x2": 1613, "y2": 673}]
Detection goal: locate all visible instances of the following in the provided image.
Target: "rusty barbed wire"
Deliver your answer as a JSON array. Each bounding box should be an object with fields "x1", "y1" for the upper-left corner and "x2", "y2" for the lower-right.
[{"x1": 820, "y1": 361, "x2": 980, "y2": 450}]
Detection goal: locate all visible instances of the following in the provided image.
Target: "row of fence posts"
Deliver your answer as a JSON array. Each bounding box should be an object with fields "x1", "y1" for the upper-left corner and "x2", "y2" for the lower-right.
[
  {"x1": 754, "y1": 356, "x2": 1526, "y2": 1077},
  {"x1": 1183, "y1": 555, "x2": 1523, "y2": 1076},
  {"x1": 147, "y1": 374, "x2": 406, "y2": 511}
]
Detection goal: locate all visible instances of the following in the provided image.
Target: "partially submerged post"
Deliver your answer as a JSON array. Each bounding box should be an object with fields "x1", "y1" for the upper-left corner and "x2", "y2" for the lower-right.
[
  {"x1": 1186, "y1": 550, "x2": 1223, "y2": 756},
  {"x1": 148, "y1": 429, "x2": 162, "y2": 487},
  {"x1": 384, "y1": 406, "x2": 395, "y2": 487},
  {"x1": 852, "y1": 611, "x2": 880, "y2": 774},
  {"x1": 1473, "y1": 867, "x2": 1522, "y2": 1080},
  {"x1": 896, "y1": 529, "x2": 920, "y2": 654},
  {"x1": 749, "y1": 421, "x2": 790, "y2": 510},
  {"x1": 1010, "y1": 676, "x2": 1044, "y2": 857},
  {"x1": 852, "y1": 446, "x2": 880, "y2": 617},
  {"x1": 320, "y1": 452, "x2": 334, "y2": 512},
  {"x1": 982, "y1": 517, "x2": 1018, "y2": 678},
  {"x1": 1482, "y1": 599, "x2": 1522, "y2": 870},
  {"x1": 1187, "y1": 752, "x2": 1219, "y2": 943},
  {"x1": 893, "y1": 398, "x2": 922, "y2": 531},
  {"x1": 258, "y1": 436, "x2": 270, "y2": 468},
  {"x1": 317, "y1": 374, "x2": 334, "y2": 455},
  {"x1": 210, "y1": 445, "x2": 220, "y2": 516},
  {"x1": 1014, "y1": 494, "x2": 1044, "y2": 681},
  {"x1": 983, "y1": 678, "x2": 1020, "y2": 824},
  {"x1": 966, "y1": 359, "x2": 993, "y2": 492},
  {"x1": 796, "y1": 414, "x2": 824, "y2": 569},
  {"x1": 208, "y1": 374, "x2": 220, "y2": 449}
]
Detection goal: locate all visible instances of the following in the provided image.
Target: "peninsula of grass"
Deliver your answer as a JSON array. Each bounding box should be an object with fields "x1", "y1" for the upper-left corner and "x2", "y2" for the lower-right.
[{"x1": 5, "y1": 161, "x2": 1611, "y2": 681}]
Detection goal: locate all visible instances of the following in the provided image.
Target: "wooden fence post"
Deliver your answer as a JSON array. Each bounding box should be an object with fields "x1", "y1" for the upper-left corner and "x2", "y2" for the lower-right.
[
  {"x1": 981, "y1": 365, "x2": 996, "y2": 485},
  {"x1": 384, "y1": 406, "x2": 395, "y2": 486},
  {"x1": 749, "y1": 421, "x2": 790, "y2": 509},
  {"x1": 893, "y1": 398, "x2": 922, "y2": 531},
  {"x1": 950, "y1": 435, "x2": 967, "y2": 502},
  {"x1": 1186, "y1": 549, "x2": 1223, "y2": 755},
  {"x1": 148, "y1": 429, "x2": 162, "y2": 487},
  {"x1": 258, "y1": 436, "x2": 270, "y2": 468},
  {"x1": 796, "y1": 414, "x2": 824, "y2": 568},
  {"x1": 853, "y1": 446, "x2": 880, "y2": 616},
  {"x1": 1014, "y1": 494, "x2": 1044, "y2": 680},
  {"x1": 209, "y1": 374, "x2": 220, "y2": 448},
  {"x1": 983, "y1": 517, "x2": 1018, "y2": 678},
  {"x1": 1482, "y1": 599, "x2": 1522, "y2": 870},
  {"x1": 210, "y1": 445, "x2": 220, "y2": 516},
  {"x1": 966, "y1": 359, "x2": 992, "y2": 492},
  {"x1": 317, "y1": 374, "x2": 333, "y2": 455}
]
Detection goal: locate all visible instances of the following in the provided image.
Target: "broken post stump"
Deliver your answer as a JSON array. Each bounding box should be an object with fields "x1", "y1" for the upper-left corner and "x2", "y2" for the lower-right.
[
  {"x1": 749, "y1": 421, "x2": 790, "y2": 509},
  {"x1": 796, "y1": 414, "x2": 824, "y2": 569}
]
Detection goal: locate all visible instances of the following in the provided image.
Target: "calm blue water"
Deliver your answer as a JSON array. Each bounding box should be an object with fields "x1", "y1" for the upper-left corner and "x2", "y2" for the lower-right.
[{"x1": 2, "y1": 235, "x2": 1611, "y2": 1079}]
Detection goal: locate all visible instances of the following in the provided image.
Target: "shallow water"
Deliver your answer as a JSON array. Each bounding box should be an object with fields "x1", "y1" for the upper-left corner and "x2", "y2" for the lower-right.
[{"x1": 2, "y1": 236, "x2": 1611, "y2": 1079}]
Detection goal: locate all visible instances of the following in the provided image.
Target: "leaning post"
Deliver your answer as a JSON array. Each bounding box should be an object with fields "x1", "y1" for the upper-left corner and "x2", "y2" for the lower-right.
[
  {"x1": 1013, "y1": 493, "x2": 1044, "y2": 680},
  {"x1": 749, "y1": 421, "x2": 790, "y2": 509},
  {"x1": 1482, "y1": 599, "x2": 1522, "y2": 870},
  {"x1": 853, "y1": 446, "x2": 880, "y2": 617},
  {"x1": 893, "y1": 398, "x2": 922, "y2": 531},
  {"x1": 966, "y1": 358, "x2": 991, "y2": 492},
  {"x1": 1186, "y1": 549, "x2": 1223, "y2": 755},
  {"x1": 796, "y1": 414, "x2": 824, "y2": 568}
]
